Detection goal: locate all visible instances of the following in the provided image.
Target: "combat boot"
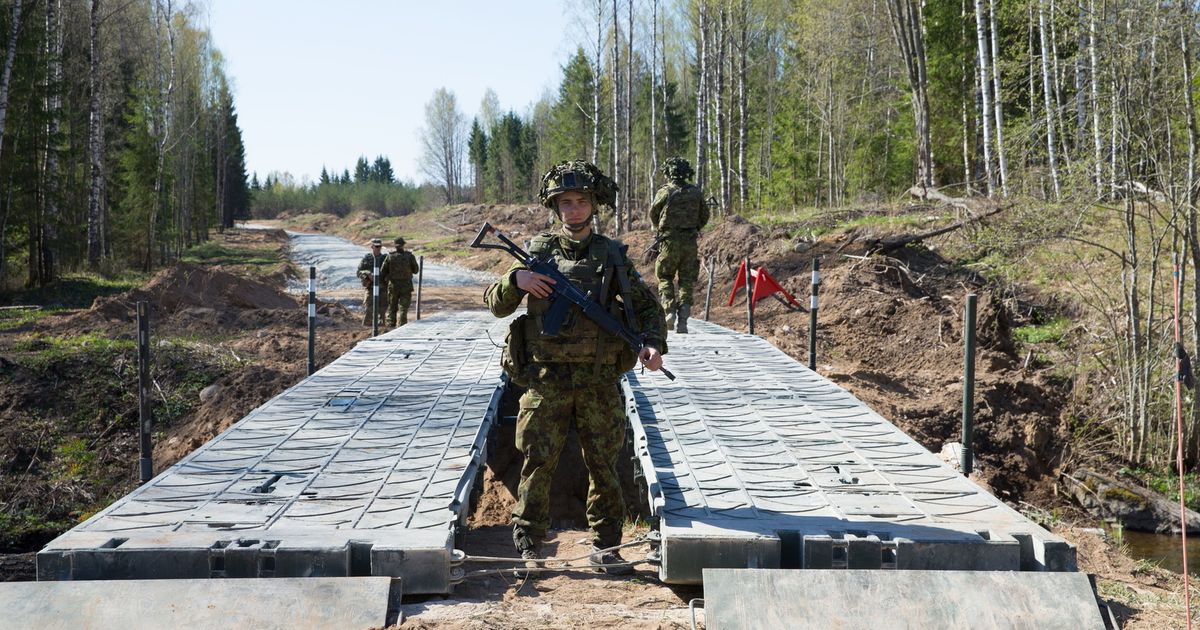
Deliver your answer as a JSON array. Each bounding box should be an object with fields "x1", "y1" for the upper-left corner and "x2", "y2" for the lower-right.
[
  {"x1": 676, "y1": 304, "x2": 691, "y2": 334},
  {"x1": 664, "y1": 306, "x2": 677, "y2": 331},
  {"x1": 513, "y1": 547, "x2": 541, "y2": 579},
  {"x1": 590, "y1": 545, "x2": 634, "y2": 575}
]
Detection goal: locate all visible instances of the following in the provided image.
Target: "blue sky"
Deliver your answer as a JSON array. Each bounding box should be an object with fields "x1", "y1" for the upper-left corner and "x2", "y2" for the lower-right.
[{"x1": 207, "y1": 1, "x2": 573, "y2": 185}]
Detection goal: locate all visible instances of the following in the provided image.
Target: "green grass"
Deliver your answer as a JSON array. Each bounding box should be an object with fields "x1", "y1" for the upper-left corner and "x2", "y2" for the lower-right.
[
  {"x1": 0, "y1": 272, "x2": 145, "y2": 309},
  {"x1": 12, "y1": 332, "x2": 135, "y2": 360},
  {"x1": 0, "y1": 306, "x2": 63, "y2": 332},
  {"x1": 1013, "y1": 316, "x2": 1073, "y2": 345},
  {"x1": 181, "y1": 240, "x2": 280, "y2": 269}
]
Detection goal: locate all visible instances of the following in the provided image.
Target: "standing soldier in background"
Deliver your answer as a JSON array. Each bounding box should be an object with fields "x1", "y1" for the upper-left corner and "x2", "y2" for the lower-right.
[
  {"x1": 648, "y1": 157, "x2": 708, "y2": 334},
  {"x1": 485, "y1": 160, "x2": 668, "y2": 577},
  {"x1": 379, "y1": 236, "x2": 420, "y2": 328},
  {"x1": 357, "y1": 238, "x2": 388, "y2": 327}
]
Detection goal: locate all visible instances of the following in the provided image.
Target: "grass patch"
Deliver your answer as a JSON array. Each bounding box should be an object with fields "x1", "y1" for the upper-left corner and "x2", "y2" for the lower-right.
[
  {"x1": 0, "y1": 306, "x2": 63, "y2": 331},
  {"x1": 0, "y1": 272, "x2": 145, "y2": 309},
  {"x1": 1013, "y1": 316, "x2": 1072, "y2": 345},
  {"x1": 12, "y1": 333, "x2": 135, "y2": 365},
  {"x1": 181, "y1": 240, "x2": 279, "y2": 269}
]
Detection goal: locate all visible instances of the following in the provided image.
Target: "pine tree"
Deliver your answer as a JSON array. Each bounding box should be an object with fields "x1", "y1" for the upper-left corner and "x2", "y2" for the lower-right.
[
  {"x1": 319, "y1": 166, "x2": 330, "y2": 186},
  {"x1": 353, "y1": 156, "x2": 370, "y2": 184}
]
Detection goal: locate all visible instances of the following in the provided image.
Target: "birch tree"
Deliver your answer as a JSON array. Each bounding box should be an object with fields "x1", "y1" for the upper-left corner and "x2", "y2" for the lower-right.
[
  {"x1": 973, "y1": 0, "x2": 994, "y2": 195},
  {"x1": 1038, "y1": 0, "x2": 1061, "y2": 199},
  {"x1": 418, "y1": 87, "x2": 466, "y2": 204},
  {"x1": 885, "y1": 0, "x2": 934, "y2": 189}
]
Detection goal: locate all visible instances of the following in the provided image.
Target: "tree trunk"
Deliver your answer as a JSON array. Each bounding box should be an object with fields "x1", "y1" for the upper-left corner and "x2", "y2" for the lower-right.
[
  {"x1": 149, "y1": 0, "x2": 177, "y2": 270},
  {"x1": 0, "y1": 0, "x2": 25, "y2": 179},
  {"x1": 650, "y1": 0, "x2": 658, "y2": 195},
  {"x1": 1089, "y1": 0, "x2": 1102, "y2": 197},
  {"x1": 695, "y1": 1, "x2": 708, "y2": 189},
  {"x1": 885, "y1": 0, "x2": 933, "y2": 189},
  {"x1": 1038, "y1": 0, "x2": 1061, "y2": 200},
  {"x1": 87, "y1": 0, "x2": 105, "y2": 267},
  {"x1": 625, "y1": 0, "x2": 633, "y2": 216},
  {"x1": 714, "y1": 3, "x2": 728, "y2": 212},
  {"x1": 611, "y1": 0, "x2": 622, "y2": 233},
  {"x1": 41, "y1": 0, "x2": 62, "y2": 284},
  {"x1": 973, "y1": 0, "x2": 994, "y2": 196},
  {"x1": 737, "y1": 0, "x2": 748, "y2": 209},
  {"x1": 592, "y1": 0, "x2": 602, "y2": 165},
  {"x1": 989, "y1": 0, "x2": 1008, "y2": 196}
]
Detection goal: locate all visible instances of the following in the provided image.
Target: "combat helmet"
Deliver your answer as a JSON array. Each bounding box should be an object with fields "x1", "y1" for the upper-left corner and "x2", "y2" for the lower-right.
[
  {"x1": 661, "y1": 157, "x2": 694, "y2": 182},
  {"x1": 538, "y1": 160, "x2": 619, "y2": 210},
  {"x1": 392, "y1": 236, "x2": 406, "y2": 247}
]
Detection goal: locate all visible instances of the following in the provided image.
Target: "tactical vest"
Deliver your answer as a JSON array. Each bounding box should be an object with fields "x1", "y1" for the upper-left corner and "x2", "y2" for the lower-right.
[
  {"x1": 520, "y1": 234, "x2": 631, "y2": 366},
  {"x1": 658, "y1": 183, "x2": 705, "y2": 230}
]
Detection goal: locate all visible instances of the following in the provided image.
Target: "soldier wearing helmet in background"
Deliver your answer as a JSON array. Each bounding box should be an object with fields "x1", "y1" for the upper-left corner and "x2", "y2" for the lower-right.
[
  {"x1": 484, "y1": 160, "x2": 668, "y2": 577},
  {"x1": 379, "y1": 236, "x2": 420, "y2": 328},
  {"x1": 649, "y1": 157, "x2": 708, "y2": 334},
  {"x1": 356, "y1": 238, "x2": 388, "y2": 327}
]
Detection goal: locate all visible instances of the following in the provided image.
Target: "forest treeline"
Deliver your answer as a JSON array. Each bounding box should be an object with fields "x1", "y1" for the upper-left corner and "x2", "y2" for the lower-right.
[
  {"x1": 393, "y1": 0, "x2": 1200, "y2": 470},
  {"x1": 413, "y1": 0, "x2": 1194, "y2": 216},
  {"x1": 249, "y1": 155, "x2": 425, "y2": 218},
  {"x1": 0, "y1": 0, "x2": 249, "y2": 287}
]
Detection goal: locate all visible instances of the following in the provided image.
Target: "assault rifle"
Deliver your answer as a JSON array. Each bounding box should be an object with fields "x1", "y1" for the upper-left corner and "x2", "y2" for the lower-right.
[{"x1": 471, "y1": 222, "x2": 675, "y2": 380}]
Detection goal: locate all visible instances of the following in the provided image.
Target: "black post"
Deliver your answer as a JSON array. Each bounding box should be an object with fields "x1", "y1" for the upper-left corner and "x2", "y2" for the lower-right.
[
  {"x1": 745, "y1": 257, "x2": 755, "y2": 334},
  {"x1": 307, "y1": 266, "x2": 316, "y2": 376},
  {"x1": 416, "y1": 255, "x2": 424, "y2": 321},
  {"x1": 962, "y1": 294, "x2": 978, "y2": 475},
  {"x1": 809, "y1": 259, "x2": 820, "y2": 370},
  {"x1": 136, "y1": 302, "x2": 153, "y2": 483},
  {"x1": 704, "y1": 256, "x2": 715, "y2": 321},
  {"x1": 372, "y1": 260, "x2": 380, "y2": 337}
]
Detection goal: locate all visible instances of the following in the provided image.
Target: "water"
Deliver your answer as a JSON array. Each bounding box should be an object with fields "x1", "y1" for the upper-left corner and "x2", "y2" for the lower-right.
[{"x1": 1119, "y1": 529, "x2": 1200, "y2": 575}]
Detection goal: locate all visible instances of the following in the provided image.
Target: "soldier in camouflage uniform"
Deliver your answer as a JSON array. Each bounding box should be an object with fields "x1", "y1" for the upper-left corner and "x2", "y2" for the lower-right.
[
  {"x1": 649, "y1": 157, "x2": 709, "y2": 334},
  {"x1": 357, "y1": 238, "x2": 388, "y2": 327},
  {"x1": 379, "y1": 236, "x2": 420, "y2": 328},
  {"x1": 485, "y1": 160, "x2": 668, "y2": 577}
]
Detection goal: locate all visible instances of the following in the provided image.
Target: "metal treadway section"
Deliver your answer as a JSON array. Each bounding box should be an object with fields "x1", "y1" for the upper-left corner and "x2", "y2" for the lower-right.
[
  {"x1": 38, "y1": 313, "x2": 1076, "y2": 593},
  {"x1": 38, "y1": 312, "x2": 508, "y2": 594},
  {"x1": 627, "y1": 320, "x2": 1075, "y2": 584}
]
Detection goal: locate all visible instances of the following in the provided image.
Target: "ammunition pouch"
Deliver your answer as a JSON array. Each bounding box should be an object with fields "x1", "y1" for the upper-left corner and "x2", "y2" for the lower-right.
[{"x1": 502, "y1": 313, "x2": 531, "y2": 386}]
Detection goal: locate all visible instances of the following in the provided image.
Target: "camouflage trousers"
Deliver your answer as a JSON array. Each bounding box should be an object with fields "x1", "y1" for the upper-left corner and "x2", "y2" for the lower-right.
[
  {"x1": 386, "y1": 282, "x2": 413, "y2": 327},
  {"x1": 655, "y1": 232, "x2": 700, "y2": 312},
  {"x1": 361, "y1": 287, "x2": 389, "y2": 327},
  {"x1": 512, "y1": 379, "x2": 627, "y2": 551}
]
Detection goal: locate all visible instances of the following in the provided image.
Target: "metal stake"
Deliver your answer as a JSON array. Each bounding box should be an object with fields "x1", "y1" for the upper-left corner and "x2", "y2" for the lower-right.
[
  {"x1": 809, "y1": 258, "x2": 820, "y2": 370},
  {"x1": 704, "y1": 256, "x2": 715, "y2": 321},
  {"x1": 136, "y1": 301, "x2": 153, "y2": 483},
  {"x1": 962, "y1": 294, "x2": 978, "y2": 475},
  {"x1": 416, "y1": 255, "x2": 424, "y2": 321},
  {"x1": 745, "y1": 257, "x2": 755, "y2": 335},
  {"x1": 307, "y1": 266, "x2": 316, "y2": 376}
]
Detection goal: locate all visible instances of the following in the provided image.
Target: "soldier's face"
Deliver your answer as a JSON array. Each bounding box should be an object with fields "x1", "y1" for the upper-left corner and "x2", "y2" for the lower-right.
[
  {"x1": 371, "y1": 245, "x2": 381, "y2": 253},
  {"x1": 556, "y1": 191, "x2": 593, "y2": 227}
]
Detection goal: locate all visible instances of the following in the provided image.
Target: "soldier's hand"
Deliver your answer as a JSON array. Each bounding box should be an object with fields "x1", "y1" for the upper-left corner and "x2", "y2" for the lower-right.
[
  {"x1": 639, "y1": 347, "x2": 663, "y2": 371},
  {"x1": 515, "y1": 270, "x2": 556, "y2": 299}
]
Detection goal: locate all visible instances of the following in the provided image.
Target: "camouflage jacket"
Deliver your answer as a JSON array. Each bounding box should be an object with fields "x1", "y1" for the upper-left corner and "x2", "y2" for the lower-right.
[
  {"x1": 356, "y1": 252, "x2": 388, "y2": 286},
  {"x1": 485, "y1": 231, "x2": 667, "y2": 381}
]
